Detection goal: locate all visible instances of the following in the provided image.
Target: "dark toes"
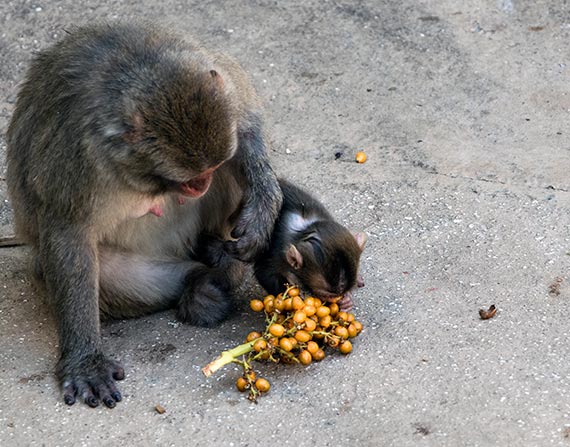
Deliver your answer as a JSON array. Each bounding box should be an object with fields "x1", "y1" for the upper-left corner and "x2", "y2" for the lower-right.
[
  {"x1": 59, "y1": 354, "x2": 124, "y2": 409},
  {"x1": 113, "y1": 366, "x2": 125, "y2": 381},
  {"x1": 102, "y1": 396, "x2": 116, "y2": 408},
  {"x1": 62, "y1": 381, "x2": 77, "y2": 405},
  {"x1": 85, "y1": 395, "x2": 99, "y2": 408}
]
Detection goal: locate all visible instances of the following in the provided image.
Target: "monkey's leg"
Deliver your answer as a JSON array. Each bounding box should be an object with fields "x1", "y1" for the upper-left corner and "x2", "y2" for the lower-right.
[
  {"x1": 100, "y1": 247, "x2": 237, "y2": 328},
  {"x1": 39, "y1": 219, "x2": 124, "y2": 409},
  {"x1": 223, "y1": 114, "x2": 283, "y2": 262},
  {"x1": 176, "y1": 264, "x2": 236, "y2": 327},
  {"x1": 98, "y1": 250, "x2": 195, "y2": 319}
]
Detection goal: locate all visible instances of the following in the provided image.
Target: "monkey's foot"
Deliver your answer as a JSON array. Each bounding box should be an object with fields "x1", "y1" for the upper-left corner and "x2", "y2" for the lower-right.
[
  {"x1": 177, "y1": 267, "x2": 234, "y2": 327},
  {"x1": 57, "y1": 352, "x2": 124, "y2": 408}
]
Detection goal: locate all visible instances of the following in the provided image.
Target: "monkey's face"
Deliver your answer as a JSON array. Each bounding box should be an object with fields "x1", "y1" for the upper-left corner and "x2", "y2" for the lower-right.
[
  {"x1": 120, "y1": 70, "x2": 238, "y2": 197},
  {"x1": 285, "y1": 224, "x2": 365, "y2": 300}
]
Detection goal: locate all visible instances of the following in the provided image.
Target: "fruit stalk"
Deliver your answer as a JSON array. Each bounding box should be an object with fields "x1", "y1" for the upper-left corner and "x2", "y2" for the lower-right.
[{"x1": 202, "y1": 341, "x2": 256, "y2": 377}]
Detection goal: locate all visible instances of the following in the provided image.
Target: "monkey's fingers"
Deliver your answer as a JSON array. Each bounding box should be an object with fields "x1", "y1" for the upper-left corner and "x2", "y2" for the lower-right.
[
  {"x1": 223, "y1": 237, "x2": 267, "y2": 263},
  {"x1": 224, "y1": 219, "x2": 272, "y2": 262},
  {"x1": 337, "y1": 293, "x2": 354, "y2": 312}
]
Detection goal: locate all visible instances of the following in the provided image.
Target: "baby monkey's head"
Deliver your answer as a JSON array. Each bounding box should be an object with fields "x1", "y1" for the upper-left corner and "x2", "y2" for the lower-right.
[{"x1": 284, "y1": 221, "x2": 366, "y2": 301}]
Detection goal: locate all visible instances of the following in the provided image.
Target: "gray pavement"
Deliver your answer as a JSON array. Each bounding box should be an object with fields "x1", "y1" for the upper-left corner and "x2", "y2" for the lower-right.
[{"x1": 1, "y1": 1, "x2": 570, "y2": 446}]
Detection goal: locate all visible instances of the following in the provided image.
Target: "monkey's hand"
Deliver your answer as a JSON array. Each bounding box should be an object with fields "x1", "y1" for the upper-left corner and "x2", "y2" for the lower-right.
[
  {"x1": 224, "y1": 183, "x2": 283, "y2": 262},
  {"x1": 337, "y1": 292, "x2": 354, "y2": 312},
  {"x1": 57, "y1": 352, "x2": 125, "y2": 408}
]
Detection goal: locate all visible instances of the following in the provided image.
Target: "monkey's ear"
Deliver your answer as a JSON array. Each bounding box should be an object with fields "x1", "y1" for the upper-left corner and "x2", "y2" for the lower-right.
[
  {"x1": 286, "y1": 244, "x2": 303, "y2": 270},
  {"x1": 209, "y1": 70, "x2": 225, "y2": 89},
  {"x1": 353, "y1": 232, "x2": 367, "y2": 251}
]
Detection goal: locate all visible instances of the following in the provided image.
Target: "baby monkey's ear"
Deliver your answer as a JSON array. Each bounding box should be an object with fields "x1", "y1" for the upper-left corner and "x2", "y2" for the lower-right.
[
  {"x1": 353, "y1": 232, "x2": 367, "y2": 251},
  {"x1": 286, "y1": 244, "x2": 303, "y2": 270}
]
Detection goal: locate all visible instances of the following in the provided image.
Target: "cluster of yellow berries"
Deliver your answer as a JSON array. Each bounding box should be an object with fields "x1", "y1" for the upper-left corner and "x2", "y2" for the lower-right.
[{"x1": 203, "y1": 285, "x2": 363, "y2": 402}]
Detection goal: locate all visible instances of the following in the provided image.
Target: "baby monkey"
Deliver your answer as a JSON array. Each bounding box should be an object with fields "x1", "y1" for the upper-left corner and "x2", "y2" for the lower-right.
[
  {"x1": 254, "y1": 179, "x2": 366, "y2": 310},
  {"x1": 195, "y1": 179, "x2": 366, "y2": 310}
]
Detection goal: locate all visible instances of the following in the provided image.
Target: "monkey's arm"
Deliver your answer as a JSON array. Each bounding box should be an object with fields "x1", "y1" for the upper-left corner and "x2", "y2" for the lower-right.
[
  {"x1": 223, "y1": 114, "x2": 282, "y2": 262},
  {"x1": 39, "y1": 217, "x2": 124, "y2": 408}
]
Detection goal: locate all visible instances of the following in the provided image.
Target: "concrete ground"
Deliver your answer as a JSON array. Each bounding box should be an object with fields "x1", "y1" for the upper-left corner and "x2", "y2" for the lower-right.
[{"x1": 1, "y1": 0, "x2": 569, "y2": 445}]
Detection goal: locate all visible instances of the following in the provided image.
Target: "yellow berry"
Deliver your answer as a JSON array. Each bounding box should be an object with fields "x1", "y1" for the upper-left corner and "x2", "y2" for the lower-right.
[
  {"x1": 298, "y1": 350, "x2": 312, "y2": 365},
  {"x1": 293, "y1": 310, "x2": 307, "y2": 324},
  {"x1": 339, "y1": 340, "x2": 353, "y2": 354},
  {"x1": 355, "y1": 151, "x2": 367, "y2": 163},
  {"x1": 246, "y1": 331, "x2": 261, "y2": 342},
  {"x1": 279, "y1": 338, "x2": 294, "y2": 352},
  {"x1": 288, "y1": 287, "x2": 300, "y2": 298},
  {"x1": 255, "y1": 378, "x2": 270, "y2": 393},
  {"x1": 269, "y1": 324, "x2": 285, "y2": 337},
  {"x1": 305, "y1": 297, "x2": 316, "y2": 307},
  {"x1": 304, "y1": 305, "x2": 316, "y2": 317},
  {"x1": 253, "y1": 339, "x2": 267, "y2": 352},
  {"x1": 304, "y1": 319, "x2": 317, "y2": 332},
  {"x1": 329, "y1": 303, "x2": 340, "y2": 316},
  {"x1": 294, "y1": 330, "x2": 311, "y2": 343},
  {"x1": 273, "y1": 298, "x2": 285, "y2": 312},
  {"x1": 236, "y1": 377, "x2": 249, "y2": 392},
  {"x1": 327, "y1": 337, "x2": 340, "y2": 348},
  {"x1": 306, "y1": 341, "x2": 319, "y2": 355},
  {"x1": 250, "y1": 299, "x2": 264, "y2": 312},
  {"x1": 335, "y1": 326, "x2": 349, "y2": 339},
  {"x1": 316, "y1": 306, "x2": 330, "y2": 318},
  {"x1": 347, "y1": 324, "x2": 358, "y2": 338},
  {"x1": 312, "y1": 349, "x2": 325, "y2": 361},
  {"x1": 319, "y1": 315, "x2": 332, "y2": 329},
  {"x1": 292, "y1": 296, "x2": 305, "y2": 310}
]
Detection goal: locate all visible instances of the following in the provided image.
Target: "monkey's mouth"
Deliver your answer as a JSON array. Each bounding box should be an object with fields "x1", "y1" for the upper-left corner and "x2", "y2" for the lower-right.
[{"x1": 179, "y1": 171, "x2": 214, "y2": 198}]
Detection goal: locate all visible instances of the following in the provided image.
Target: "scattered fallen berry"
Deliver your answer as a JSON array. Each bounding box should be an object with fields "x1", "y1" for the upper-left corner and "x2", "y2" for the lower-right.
[{"x1": 355, "y1": 151, "x2": 367, "y2": 163}]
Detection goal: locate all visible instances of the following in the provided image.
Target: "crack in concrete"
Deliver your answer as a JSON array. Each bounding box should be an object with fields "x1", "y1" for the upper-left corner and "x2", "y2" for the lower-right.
[{"x1": 424, "y1": 169, "x2": 570, "y2": 193}]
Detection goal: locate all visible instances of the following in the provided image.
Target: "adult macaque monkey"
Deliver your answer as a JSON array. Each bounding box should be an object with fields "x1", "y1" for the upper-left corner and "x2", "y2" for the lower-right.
[{"x1": 6, "y1": 23, "x2": 282, "y2": 409}]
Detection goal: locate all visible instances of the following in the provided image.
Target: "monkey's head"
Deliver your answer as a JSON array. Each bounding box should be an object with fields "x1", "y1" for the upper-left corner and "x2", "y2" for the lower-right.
[
  {"x1": 284, "y1": 222, "x2": 366, "y2": 300},
  {"x1": 115, "y1": 68, "x2": 238, "y2": 198}
]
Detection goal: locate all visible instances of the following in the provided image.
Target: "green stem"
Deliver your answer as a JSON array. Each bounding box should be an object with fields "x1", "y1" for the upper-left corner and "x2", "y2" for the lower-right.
[{"x1": 202, "y1": 341, "x2": 256, "y2": 377}]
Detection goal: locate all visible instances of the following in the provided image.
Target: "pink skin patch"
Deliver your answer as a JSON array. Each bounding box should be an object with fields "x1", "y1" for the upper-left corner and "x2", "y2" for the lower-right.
[
  {"x1": 148, "y1": 204, "x2": 164, "y2": 217},
  {"x1": 178, "y1": 196, "x2": 186, "y2": 205}
]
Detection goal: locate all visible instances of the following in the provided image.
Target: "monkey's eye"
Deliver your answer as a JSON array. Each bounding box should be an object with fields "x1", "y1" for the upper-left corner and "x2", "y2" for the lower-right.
[{"x1": 301, "y1": 232, "x2": 321, "y2": 245}]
